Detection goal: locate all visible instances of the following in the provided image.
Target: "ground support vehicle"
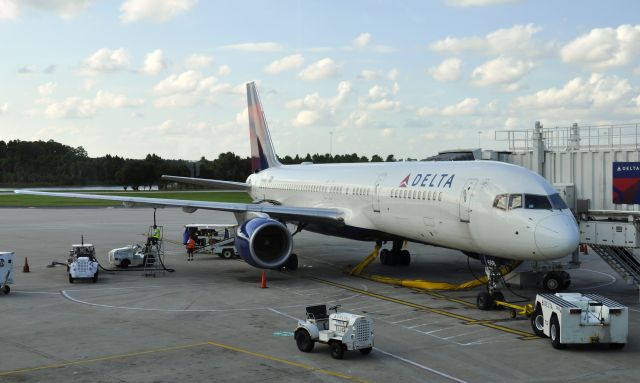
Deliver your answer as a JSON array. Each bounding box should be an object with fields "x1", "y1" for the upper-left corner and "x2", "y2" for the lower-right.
[
  {"x1": 294, "y1": 305, "x2": 374, "y2": 359},
  {"x1": 108, "y1": 245, "x2": 147, "y2": 268},
  {"x1": 184, "y1": 224, "x2": 238, "y2": 258},
  {"x1": 531, "y1": 293, "x2": 628, "y2": 349},
  {"x1": 0, "y1": 251, "x2": 14, "y2": 294},
  {"x1": 67, "y1": 244, "x2": 99, "y2": 283}
]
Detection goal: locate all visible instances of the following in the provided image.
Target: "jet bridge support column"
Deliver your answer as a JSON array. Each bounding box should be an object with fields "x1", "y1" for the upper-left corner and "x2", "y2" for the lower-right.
[{"x1": 532, "y1": 121, "x2": 545, "y2": 176}]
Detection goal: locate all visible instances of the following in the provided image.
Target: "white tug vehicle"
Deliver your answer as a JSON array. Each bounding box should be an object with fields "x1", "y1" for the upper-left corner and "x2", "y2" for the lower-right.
[
  {"x1": 531, "y1": 293, "x2": 628, "y2": 349},
  {"x1": 67, "y1": 240, "x2": 99, "y2": 283},
  {"x1": 294, "y1": 305, "x2": 374, "y2": 359},
  {"x1": 108, "y1": 244, "x2": 147, "y2": 268}
]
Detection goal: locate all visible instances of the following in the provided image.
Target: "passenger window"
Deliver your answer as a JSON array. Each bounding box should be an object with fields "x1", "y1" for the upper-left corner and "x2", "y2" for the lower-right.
[
  {"x1": 428, "y1": 191, "x2": 432, "y2": 200},
  {"x1": 438, "y1": 192, "x2": 442, "y2": 201},
  {"x1": 509, "y1": 194, "x2": 523, "y2": 209},
  {"x1": 493, "y1": 194, "x2": 508, "y2": 210}
]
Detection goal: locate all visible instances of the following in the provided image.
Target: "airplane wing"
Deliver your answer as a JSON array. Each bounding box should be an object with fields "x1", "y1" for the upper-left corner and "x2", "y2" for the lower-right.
[
  {"x1": 161, "y1": 175, "x2": 250, "y2": 191},
  {"x1": 14, "y1": 190, "x2": 344, "y2": 225}
]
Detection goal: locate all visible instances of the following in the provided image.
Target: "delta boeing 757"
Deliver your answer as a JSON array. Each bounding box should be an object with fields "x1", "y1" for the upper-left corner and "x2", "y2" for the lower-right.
[{"x1": 17, "y1": 82, "x2": 580, "y2": 308}]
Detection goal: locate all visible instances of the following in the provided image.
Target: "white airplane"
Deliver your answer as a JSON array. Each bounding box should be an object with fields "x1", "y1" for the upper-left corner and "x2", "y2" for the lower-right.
[{"x1": 17, "y1": 82, "x2": 580, "y2": 308}]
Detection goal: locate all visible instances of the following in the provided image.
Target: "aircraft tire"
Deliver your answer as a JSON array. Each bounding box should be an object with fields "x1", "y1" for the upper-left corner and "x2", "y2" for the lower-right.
[
  {"x1": 491, "y1": 291, "x2": 504, "y2": 309},
  {"x1": 400, "y1": 250, "x2": 411, "y2": 266},
  {"x1": 380, "y1": 249, "x2": 389, "y2": 265},
  {"x1": 285, "y1": 254, "x2": 299, "y2": 270},
  {"x1": 543, "y1": 272, "x2": 562, "y2": 292},
  {"x1": 476, "y1": 292, "x2": 493, "y2": 310},
  {"x1": 2, "y1": 285, "x2": 9, "y2": 294}
]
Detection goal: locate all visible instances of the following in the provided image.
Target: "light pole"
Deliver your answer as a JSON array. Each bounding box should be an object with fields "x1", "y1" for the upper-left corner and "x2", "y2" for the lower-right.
[{"x1": 477, "y1": 131, "x2": 482, "y2": 148}]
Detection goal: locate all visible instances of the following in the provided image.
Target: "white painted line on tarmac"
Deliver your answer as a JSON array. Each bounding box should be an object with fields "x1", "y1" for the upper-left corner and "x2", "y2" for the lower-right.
[
  {"x1": 268, "y1": 308, "x2": 301, "y2": 321},
  {"x1": 575, "y1": 268, "x2": 617, "y2": 290},
  {"x1": 391, "y1": 317, "x2": 421, "y2": 324},
  {"x1": 375, "y1": 348, "x2": 469, "y2": 383},
  {"x1": 10, "y1": 291, "x2": 60, "y2": 295}
]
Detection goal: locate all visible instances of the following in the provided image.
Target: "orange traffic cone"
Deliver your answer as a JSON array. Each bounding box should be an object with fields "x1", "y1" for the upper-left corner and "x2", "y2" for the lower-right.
[
  {"x1": 260, "y1": 271, "x2": 267, "y2": 288},
  {"x1": 23, "y1": 257, "x2": 30, "y2": 273}
]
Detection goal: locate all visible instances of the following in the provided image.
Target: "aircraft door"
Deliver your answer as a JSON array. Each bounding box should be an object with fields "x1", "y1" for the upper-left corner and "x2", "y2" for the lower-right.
[
  {"x1": 372, "y1": 173, "x2": 386, "y2": 213},
  {"x1": 459, "y1": 178, "x2": 478, "y2": 222}
]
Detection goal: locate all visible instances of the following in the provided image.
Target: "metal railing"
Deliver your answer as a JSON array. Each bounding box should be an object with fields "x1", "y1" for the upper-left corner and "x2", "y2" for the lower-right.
[{"x1": 495, "y1": 123, "x2": 640, "y2": 151}]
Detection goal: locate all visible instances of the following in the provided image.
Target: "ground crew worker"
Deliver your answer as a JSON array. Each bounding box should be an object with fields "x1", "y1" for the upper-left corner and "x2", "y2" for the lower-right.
[
  {"x1": 186, "y1": 235, "x2": 196, "y2": 261},
  {"x1": 152, "y1": 225, "x2": 161, "y2": 244}
]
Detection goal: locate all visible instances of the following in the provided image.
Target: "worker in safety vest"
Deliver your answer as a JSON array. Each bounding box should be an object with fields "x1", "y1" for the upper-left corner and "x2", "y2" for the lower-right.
[
  {"x1": 147, "y1": 225, "x2": 162, "y2": 248},
  {"x1": 186, "y1": 236, "x2": 196, "y2": 261}
]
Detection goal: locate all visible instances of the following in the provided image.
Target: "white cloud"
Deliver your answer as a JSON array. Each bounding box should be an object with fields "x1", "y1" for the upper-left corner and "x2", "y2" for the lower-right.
[
  {"x1": 513, "y1": 74, "x2": 632, "y2": 111},
  {"x1": 1, "y1": 0, "x2": 93, "y2": 20},
  {"x1": 286, "y1": 81, "x2": 351, "y2": 113},
  {"x1": 93, "y1": 90, "x2": 144, "y2": 108},
  {"x1": 560, "y1": 24, "x2": 640, "y2": 70},
  {"x1": 388, "y1": 68, "x2": 400, "y2": 81},
  {"x1": 342, "y1": 110, "x2": 370, "y2": 129},
  {"x1": 359, "y1": 70, "x2": 378, "y2": 81},
  {"x1": 43, "y1": 90, "x2": 144, "y2": 119},
  {"x1": 368, "y1": 85, "x2": 387, "y2": 100},
  {"x1": 154, "y1": 70, "x2": 204, "y2": 95},
  {"x1": 185, "y1": 53, "x2": 214, "y2": 69},
  {"x1": 292, "y1": 110, "x2": 320, "y2": 127},
  {"x1": 38, "y1": 82, "x2": 57, "y2": 97},
  {"x1": 142, "y1": 49, "x2": 165, "y2": 75},
  {"x1": 635, "y1": 67, "x2": 640, "y2": 76},
  {"x1": 441, "y1": 98, "x2": 479, "y2": 116},
  {"x1": 120, "y1": 0, "x2": 196, "y2": 23},
  {"x1": 218, "y1": 65, "x2": 231, "y2": 76},
  {"x1": 353, "y1": 32, "x2": 371, "y2": 48},
  {"x1": 330, "y1": 81, "x2": 352, "y2": 109},
  {"x1": 82, "y1": 48, "x2": 130, "y2": 74},
  {"x1": 392, "y1": 82, "x2": 400, "y2": 95},
  {"x1": 298, "y1": 58, "x2": 339, "y2": 81},
  {"x1": 430, "y1": 24, "x2": 545, "y2": 57},
  {"x1": 446, "y1": 0, "x2": 523, "y2": 7},
  {"x1": 0, "y1": 102, "x2": 8, "y2": 114},
  {"x1": 429, "y1": 58, "x2": 462, "y2": 82},
  {"x1": 381, "y1": 128, "x2": 393, "y2": 137},
  {"x1": 221, "y1": 42, "x2": 282, "y2": 52},
  {"x1": 0, "y1": 0, "x2": 19, "y2": 20},
  {"x1": 264, "y1": 54, "x2": 304, "y2": 75},
  {"x1": 471, "y1": 57, "x2": 534, "y2": 87},
  {"x1": 368, "y1": 99, "x2": 400, "y2": 111}
]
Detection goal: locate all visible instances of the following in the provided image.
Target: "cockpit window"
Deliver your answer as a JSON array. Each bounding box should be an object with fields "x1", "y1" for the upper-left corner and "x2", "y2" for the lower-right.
[
  {"x1": 509, "y1": 194, "x2": 522, "y2": 209},
  {"x1": 493, "y1": 194, "x2": 507, "y2": 210},
  {"x1": 549, "y1": 193, "x2": 568, "y2": 210},
  {"x1": 524, "y1": 194, "x2": 552, "y2": 210}
]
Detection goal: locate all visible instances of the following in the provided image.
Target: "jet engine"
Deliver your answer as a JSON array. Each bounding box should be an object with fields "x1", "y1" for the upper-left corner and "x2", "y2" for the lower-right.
[{"x1": 235, "y1": 217, "x2": 293, "y2": 269}]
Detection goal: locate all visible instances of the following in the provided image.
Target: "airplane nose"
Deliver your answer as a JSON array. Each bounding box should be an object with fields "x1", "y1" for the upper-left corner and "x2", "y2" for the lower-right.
[{"x1": 534, "y1": 214, "x2": 579, "y2": 258}]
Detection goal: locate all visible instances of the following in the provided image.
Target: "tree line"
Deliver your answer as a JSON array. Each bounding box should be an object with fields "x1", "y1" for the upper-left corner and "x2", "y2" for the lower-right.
[{"x1": 0, "y1": 139, "x2": 400, "y2": 190}]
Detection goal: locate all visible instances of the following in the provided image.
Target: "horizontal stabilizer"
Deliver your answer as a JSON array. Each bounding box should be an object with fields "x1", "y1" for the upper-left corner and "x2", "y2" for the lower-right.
[{"x1": 161, "y1": 175, "x2": 250, "y2": 191}]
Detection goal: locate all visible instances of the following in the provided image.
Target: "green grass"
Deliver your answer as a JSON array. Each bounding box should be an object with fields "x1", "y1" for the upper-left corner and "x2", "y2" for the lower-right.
[{"x1": 0, "y1": 191, "x2": 252, "y2": 207}]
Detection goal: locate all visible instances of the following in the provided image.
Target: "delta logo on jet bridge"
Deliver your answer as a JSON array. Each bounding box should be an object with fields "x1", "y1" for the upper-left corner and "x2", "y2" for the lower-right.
[{"x1": 399, "y1": 173, "x2": 455, "y2": 188}]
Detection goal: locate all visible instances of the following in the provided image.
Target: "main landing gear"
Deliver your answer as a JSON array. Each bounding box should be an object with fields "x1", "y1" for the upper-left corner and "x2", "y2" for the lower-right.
[
  {"x1": 476, "y1": 257, "x2": 505, "y2": 311},
  {"x1": 379, "y1": 240, "x2": 410, "y2": 266}
]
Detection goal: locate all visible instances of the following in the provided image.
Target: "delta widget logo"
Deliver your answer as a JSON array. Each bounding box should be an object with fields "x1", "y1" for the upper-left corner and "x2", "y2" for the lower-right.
[{"x1": 399, "y1": 174, "x2": 410, "y2": 187}]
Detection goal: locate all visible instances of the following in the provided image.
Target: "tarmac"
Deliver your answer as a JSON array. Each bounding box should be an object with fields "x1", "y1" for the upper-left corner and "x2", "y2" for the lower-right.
[{"x1": 0, "y1": 207, "x2": 638, "y2": 383}]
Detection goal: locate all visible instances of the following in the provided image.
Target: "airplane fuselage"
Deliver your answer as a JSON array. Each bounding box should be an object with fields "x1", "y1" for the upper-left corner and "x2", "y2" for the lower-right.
[{"x1": 247, "y1": 160, "x2": 579, "y2": 261}]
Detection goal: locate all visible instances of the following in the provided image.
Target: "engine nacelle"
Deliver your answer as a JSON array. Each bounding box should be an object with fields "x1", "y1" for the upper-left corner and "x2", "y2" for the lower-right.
[{"x1": 235, "y1": 217, "x2": 293, "y2": 269}]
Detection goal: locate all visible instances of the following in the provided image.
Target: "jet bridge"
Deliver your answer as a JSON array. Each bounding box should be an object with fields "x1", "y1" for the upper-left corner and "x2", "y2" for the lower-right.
[{"x1": 493, "y1": 122, "x2": 640, "y2": 300}]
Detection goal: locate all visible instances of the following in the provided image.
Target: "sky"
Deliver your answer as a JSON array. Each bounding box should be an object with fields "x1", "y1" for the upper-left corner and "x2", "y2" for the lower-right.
[{"x1": 1, "y1": 0, "x2": 639, "y2": 161}]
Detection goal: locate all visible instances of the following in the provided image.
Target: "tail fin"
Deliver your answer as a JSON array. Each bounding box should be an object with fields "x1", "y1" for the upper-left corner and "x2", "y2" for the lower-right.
[{"x1": 247, "y1": 82, "x2": 281, "y2": 173}]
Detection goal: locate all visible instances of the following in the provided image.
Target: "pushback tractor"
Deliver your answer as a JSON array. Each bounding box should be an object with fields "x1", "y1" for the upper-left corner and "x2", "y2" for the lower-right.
[
  {"x1": 294, "y1": 305, "x2": 374, "y2": 359},
  {"x1": 67, "y1": 243, "x2": 99, "y2": 283},
  {"x1": 531, "y1": 293, "x2": 628, "y2": 349}
]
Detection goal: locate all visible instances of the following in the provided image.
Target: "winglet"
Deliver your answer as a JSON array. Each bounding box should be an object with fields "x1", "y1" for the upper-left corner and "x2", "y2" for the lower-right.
[{"x1": 247, "y1": 82, "x2": 281, "y2": 173}]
